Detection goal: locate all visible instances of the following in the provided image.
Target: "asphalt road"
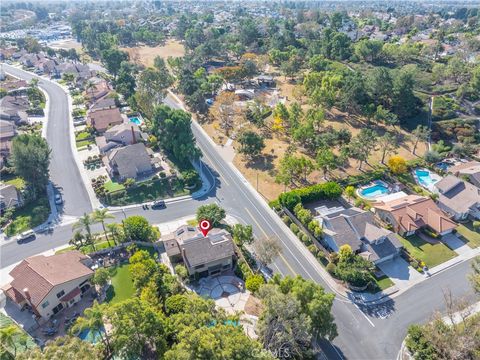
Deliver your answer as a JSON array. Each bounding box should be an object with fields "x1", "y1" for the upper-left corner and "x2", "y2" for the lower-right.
[
  {"x1": 1, "y1": 67, "x2": 477, "y2": 360},
  {"x1": 1, "y1": 64, "x2": 92, "y2": 216}
]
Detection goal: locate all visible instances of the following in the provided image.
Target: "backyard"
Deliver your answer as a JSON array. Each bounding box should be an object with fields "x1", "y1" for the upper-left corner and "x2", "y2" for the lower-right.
[
  {"x1": 0, "y1": 313, "x2": 36, "y2": 356},
  {"x1": 455, "y1": 224, "x2": 480, "y2": 249},
  {"x1": 397, "y1": 234, "x2": 457, "y2": 268},
  {"x1": 105, "y1": 264, "x2": 135, "y2": 304},
  {"x1": 5, "y1": 195, "x2": 50, "y2": 236}
]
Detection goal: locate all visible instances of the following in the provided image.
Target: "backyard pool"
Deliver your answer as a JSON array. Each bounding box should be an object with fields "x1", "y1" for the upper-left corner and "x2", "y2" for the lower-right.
[
  {"x1": 129, "y1": 116, "x2": 143, "y2": 126},
  {"x1": 78, "y1": 328, "x2": 103, "y2": 344},
  {"x1": 414, "y1": 168, "x2": 440, "y2": 189},
  {"x1": 358, "y1": 181, "x2": 391, "y2": 200}
]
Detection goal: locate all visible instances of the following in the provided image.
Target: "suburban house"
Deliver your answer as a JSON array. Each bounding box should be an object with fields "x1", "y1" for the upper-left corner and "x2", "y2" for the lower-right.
[
  {"x1": 0, "y1": 120, "x2": 16, "y2": 158},
  {"x1": 374, "y1": 194, "x2": 457, "y2": 237},
  {"x1": 84, "y1": 77, "x2": 110, "y2": 102},
  {"x1": 3, "y1": 251, "x2": 93, "y2": 321},
  {"x1": 104, "y1": 142, "x2": 153, "y2": 181},
  {"x1": 448, "y1": 161, "x2": 480, "y2": 188},
  {"x1": 317, "y1": 206, "x2": 402, "y2": 264},
  {"x1": 0, "y1": 78, "x2": 28, "y2": 92},
  {"x1": 96, "y1": 123, "x2": 145, "y2": 154},
  {"x1": 87, "y1": 107, "x2": 125, "y2": 133},
  {"x1": 55, "y1": 62, "x2": 93, "y2": 82},
  {"x1": 434, "y1": 175, "x2": 480, "y2": 221},
  {"x1": 89, "y1": 97, "x2": 116, "y2": 112},
  {"x1": 163, "y1": 225, "x2": 236, "y2": 277},
  {"x1": 0, "y1": 183, "x2": 22, "y2": 210},
  {"x1": 0, "y1": 95, "x2": 29, "y2": 124}
]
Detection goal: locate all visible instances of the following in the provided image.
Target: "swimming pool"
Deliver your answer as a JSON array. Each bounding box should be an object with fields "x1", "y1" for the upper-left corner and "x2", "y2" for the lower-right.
[
  {"x1": 358, "y1": 181, "x2": 391, "y2": 199},
  {"x1": 129, "y1": 116, "x2": 143, "y2": 126},
  {"x1": 78, "y1": 328, "x2": 103, "y2": 344},
  {"x1": 436, "y1": 161, "x2": 452, "y2": 172},
  {"x1": 415, "y1": 169, "x2": 439, "y2": 188}
]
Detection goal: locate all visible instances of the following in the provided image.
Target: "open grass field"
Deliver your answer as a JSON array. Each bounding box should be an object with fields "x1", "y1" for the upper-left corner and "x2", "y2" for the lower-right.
[
  {"x1": 398, "y1": 234, "x2": 457, "y2": 268},
  {"x1": 121, "y1": 39, "x2": 185, "y2": 68},
  {"x1": 456, "y1": 224, "x2": 480, "y2": 249}
]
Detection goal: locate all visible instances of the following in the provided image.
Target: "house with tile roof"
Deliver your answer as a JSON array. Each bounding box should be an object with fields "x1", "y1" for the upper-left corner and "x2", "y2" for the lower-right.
[
  {"x1": 374, "y1": 194, "x2": 457, "y2": 237},
  {"x1": 316, "y1": 207, "x2": 402, "y2": 264},
  {"x1": 163, "y1": 225, "x2": 236, "y2": 276},
  {"x1": 87, "y1": 107, "x2": 125, "y2": 133},
  {"x1": 3, "y1": 251, "x2": 93, "y2": 321},
  {"x1": 434, "y1": 175, "x2": 480, "y2": 221}
]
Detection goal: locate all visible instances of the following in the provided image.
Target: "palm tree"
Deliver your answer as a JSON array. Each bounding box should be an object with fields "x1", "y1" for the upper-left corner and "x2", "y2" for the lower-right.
[
  {"x1": 72, "y1": 301, "x2": 111, "y2": 355},
  {"x1": 0, "y1": 325, "x2": 20, "y2": 358},
  {"x1": 72, "y1": 213, "x2": 95, "y2": 251},
  {"x1": 85, "y1": 80, "x2": 96, "y2": 100},
  {"x1": 69, "y1": 231, "x2": 86, "y2": 250},
  {"x1": 92, "y1": 209, "x2": 114, "y2": 246},
  {"x1": 106, "y1": 223, "x2": 122, "y2": 246}
]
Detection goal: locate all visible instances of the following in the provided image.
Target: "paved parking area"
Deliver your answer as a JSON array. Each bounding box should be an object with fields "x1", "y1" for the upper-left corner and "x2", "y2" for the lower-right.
[{"x1": 377, "y1": 257, "x2": 424, "y2": 290}]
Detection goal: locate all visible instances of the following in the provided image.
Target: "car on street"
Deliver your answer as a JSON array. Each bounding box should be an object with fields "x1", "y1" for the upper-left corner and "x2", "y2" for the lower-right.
[
  {"x1": 55, "y1": 193, "x2": 63, "y2": 205},
  {"x1": 259, "y1": 266, "x2": 273, "y2": 282},
  {"x1": 152, "y1": 200, "x2": 166, "y2": 209},
  {"x1": 16, "y1": 230, "x2": 36, "y2": 244}
]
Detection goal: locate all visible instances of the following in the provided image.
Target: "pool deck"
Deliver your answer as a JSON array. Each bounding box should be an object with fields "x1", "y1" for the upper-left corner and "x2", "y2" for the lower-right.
[
  {"x1": 412, "y1": 168, "x2": 442, "y2": 192},
  {"x1": 356, "y1": 180, "x2": 393, "y2": 202}
]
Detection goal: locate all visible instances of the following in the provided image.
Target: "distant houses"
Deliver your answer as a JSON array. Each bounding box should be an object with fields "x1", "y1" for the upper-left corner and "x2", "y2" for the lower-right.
[
  {"x1": 434, "y1": 175, "x2": 480, "y2": 221},
  {"x1": 87, "y1": 107, "x2": 125, "y2": 133}
]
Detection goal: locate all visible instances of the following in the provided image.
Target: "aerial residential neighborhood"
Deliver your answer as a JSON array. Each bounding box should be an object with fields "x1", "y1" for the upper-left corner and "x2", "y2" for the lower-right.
[{"x1": 0, "y1": 1, "x2": 479, "y2": 359}]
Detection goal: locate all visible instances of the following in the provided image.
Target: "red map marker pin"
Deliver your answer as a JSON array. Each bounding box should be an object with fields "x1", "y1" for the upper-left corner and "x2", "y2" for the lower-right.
[{"x1": 199, "y1": 219, "x2": 212, "y2": 237}]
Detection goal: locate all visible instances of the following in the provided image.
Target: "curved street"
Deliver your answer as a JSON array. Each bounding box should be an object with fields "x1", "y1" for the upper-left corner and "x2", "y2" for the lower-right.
[{"x1": 0, "y1": 64, "x2": 477, "y2": 360}]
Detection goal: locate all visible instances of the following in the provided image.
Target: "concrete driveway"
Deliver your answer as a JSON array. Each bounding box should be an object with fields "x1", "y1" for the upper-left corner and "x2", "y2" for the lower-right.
[
  {"x1": 378, "y1": 257, "x2": 424, "y2": 290},
  {"x1": 442, "y1": 233, "x2": 471, "y2": 255}
]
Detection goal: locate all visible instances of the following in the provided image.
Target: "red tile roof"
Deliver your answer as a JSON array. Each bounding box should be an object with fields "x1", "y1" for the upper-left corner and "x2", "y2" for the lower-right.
[{"x1": 60, "y1": 287, "x2": 81, "y2": 302}]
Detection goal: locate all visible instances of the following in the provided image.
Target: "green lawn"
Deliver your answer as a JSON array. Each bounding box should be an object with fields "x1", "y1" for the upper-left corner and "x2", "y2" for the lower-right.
[
  {"x1": 104, "y1": 180, "x2": 125, "y2": 192},
  {"x1": 105, "y1": 264, "x2": 135, "y2": 304},
  {"x1": 456, "y1": 224, "x2": 480, "y2": 249},
  {"x1": 76, "y1": 139, "x2": 95, "y2": 148},
  {"x1": 105, "y1": 178, "x2": 190, "y2": 206},
  {"x1": 75, "y1": 131, "x2": 93, "y2": 142},
  {"x1": 4, "y1": 177, "x2": 26, "y2": 190},
  {"x1": 0, "y1": 313, "x2": 36, "y2": 355},
  {"x1": 369, "y1": 275, "x2": 394, "y2": 293},
  {"x1": 5, "y1": 195, "x2": 50, "y2": 236},
  {"x1": 397, "y1": 234, "x2": 457, "y2": 268}
]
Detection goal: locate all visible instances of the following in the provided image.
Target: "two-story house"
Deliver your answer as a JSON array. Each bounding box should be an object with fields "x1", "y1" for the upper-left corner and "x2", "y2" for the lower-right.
[
  {"x1": 434, "y1": 175, "x2": 480, "y2": 221},
  {"x1": 163, "y1": 225, "x2": 236, "y2": 277},
  {"x1": 3, "y1": 251, "x2": 93, "y2": 321},
  {"x1": 317, "y1": 206, "x2": 402, "y2": 264}
]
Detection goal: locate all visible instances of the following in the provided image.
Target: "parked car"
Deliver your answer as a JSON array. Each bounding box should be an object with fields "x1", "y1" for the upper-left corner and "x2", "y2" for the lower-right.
[
  {"x1": 259, "y1": 266, "x2": 273, "y2": 282},
  {"x1": 55, "y1": 193, "x2": 63, "y2": 205},
  {"x1": 152, "y1": 200, "x2": 166, "y2": 209},
  {"x1": 16, "y1": 230, "x2": 36, "y2": 244}
]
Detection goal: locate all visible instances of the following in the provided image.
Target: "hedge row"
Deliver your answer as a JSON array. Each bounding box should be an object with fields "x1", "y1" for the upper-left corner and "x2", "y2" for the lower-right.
[{"x1": 278, "y1": 181, "x2": 342, "y2": 210}]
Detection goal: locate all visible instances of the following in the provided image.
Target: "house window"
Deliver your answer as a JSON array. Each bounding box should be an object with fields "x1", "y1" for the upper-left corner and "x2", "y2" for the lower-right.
[
  {"x1": 56, "y1": 290, "x2": 65, "y2": 299},
  {"x1": 194, "y1": 264, "x2": 204, "y2": 270},
  {"x1": 222, "y1": 264, "x2": 231, "y2": 270},
  {"x1": 41, "y1": 301, "x2": 49, "y2": 309}
]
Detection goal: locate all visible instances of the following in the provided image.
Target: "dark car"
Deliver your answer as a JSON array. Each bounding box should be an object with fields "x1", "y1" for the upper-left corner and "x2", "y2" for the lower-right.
[{"x1": 152, "y1": 200, "x2": 166, "y2": 209}]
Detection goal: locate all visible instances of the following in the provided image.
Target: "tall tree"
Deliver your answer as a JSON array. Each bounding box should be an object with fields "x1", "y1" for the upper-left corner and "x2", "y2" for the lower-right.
[
  {"x1": 151, "y1": 105, "x2": 200, "y2": 165},
  {"x1": 411, "y1": 125, "x2": 430, "y2": 155},
  {"x1": 378, "y1": 132, "x2": 399, "y2": 164},
  {"x1": 196, "y1": 204, "x2": 226, "y2": 227},
  {"x1": 101, "y1": 49, "x2": 128, "y2": 79},
  {"x1": 253, "y1": 236, "x2": 282, "y2": 266},
  {"x1": 238, "y1": 131, "x2": 265, "y2": 161},
  {"x1": 209, "y1": 92, "x2": 236, "y2": 136},
  {"x1": 72, "y1": 301, "x2": 111, "y2": 354},
  {"x1": 11, "y1": 134, "x2": 51, "y2": 198},
  {"x1": 17, "y1": 336, "x2": 101, "y2": 360},
  {"x1": 316, "y1": 148, "x2": 337, "y2": 179},
  {"x1": 349, "y1": 129, "x2": 378, "y2": 170},
  {"x1": 72, "y1": 213, "x2": 95, "y2": 250},
  {"x1": 92, "y1": 209, "x2": 114, "y2": 246}
]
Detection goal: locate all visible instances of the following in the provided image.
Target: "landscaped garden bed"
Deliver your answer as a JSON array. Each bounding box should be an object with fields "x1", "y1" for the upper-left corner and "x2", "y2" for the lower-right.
[{"x1": 4, "y1": 195, "x2": 50, "y2": 236}]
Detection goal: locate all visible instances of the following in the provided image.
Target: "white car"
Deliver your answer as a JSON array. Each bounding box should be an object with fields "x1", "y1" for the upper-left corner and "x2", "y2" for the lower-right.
[
  {"x1": 55, "y1": 194, "x2": 63, "y2": 205},
  {"x1": 16, "y1": 230, "x2": 36, "y2": 244}
]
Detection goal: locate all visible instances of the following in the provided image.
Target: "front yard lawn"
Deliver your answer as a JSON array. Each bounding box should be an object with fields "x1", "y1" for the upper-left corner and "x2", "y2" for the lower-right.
[
  {"x1": 368, "y1": 275, "x2": 394, "y2": 293},
  {"x1": 456, "y1": 224, "x2": 480, "y2": 248},
  {"x1": 397, "y1": 234, "x2": 457, "y2": 268},
  {"x1": 104, "y1": 180, "x2": 125, "y2": 192},
  {"x1": 5, "y1": 195, "x2": 50, "y2": 236},
  {"x1": 76, "y1": 139, "x2": 95, "y2": 148},
  {"x1": 105, "y1": 178, "x2": 191, "y2": 206},
  {"x1": 105, "y1": 264, "x2": 135, "y2": 304}
]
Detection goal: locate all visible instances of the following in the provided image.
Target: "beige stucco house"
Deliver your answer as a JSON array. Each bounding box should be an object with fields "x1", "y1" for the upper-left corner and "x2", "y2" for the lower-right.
[
  {"x1": 163, "y1": 225, "x2": 236, "y2": 277},
  {"x1": 3, "y1": 251, "x2": 93, "y2": 321}
]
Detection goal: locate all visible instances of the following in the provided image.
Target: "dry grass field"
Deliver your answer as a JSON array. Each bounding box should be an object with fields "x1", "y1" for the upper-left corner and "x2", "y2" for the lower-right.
[{"x1": 121, "y1": 39, "x2": 185, "y2": 68}]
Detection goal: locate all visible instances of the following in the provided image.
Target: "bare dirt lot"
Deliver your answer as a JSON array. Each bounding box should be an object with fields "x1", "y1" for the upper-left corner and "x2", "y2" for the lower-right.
[{"x1": 121, "y1": 39, "x2": 185, "y2": 68}]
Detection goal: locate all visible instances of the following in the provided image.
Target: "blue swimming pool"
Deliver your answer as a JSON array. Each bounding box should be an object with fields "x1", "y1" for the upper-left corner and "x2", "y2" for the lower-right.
[
  {"x1": 78, "y1": 328, "x2": 103, "y2": 344},
  {"x1": 415, "y1": 169, "x2": 439, "y2": 188},
  {"x1": 129, "y1": 116, "x2": 143, "y2": 125},
  {"x1": 436, "y1": 161, "x2": 452, "y2": 172},
  {"x1": 359, "y1": 181, "x2": 390, "y2": 199}
]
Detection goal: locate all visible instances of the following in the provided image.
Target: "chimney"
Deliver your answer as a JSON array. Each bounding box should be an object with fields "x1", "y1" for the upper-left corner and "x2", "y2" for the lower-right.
[
  {"x1": 23, "y1": 288, "x2": 31, "y2": 303},
  {"x1": 131, "y1": 126, "x2": 136, "y2": 144}
]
